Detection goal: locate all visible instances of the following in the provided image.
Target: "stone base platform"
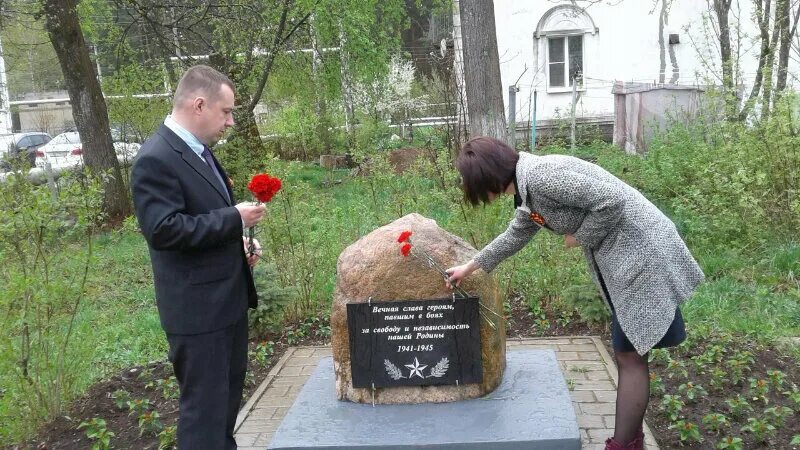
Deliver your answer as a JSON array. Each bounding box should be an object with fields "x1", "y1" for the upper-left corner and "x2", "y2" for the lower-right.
[{"x1": 267, "y1": 349, "x2": 580, "y2": 449}]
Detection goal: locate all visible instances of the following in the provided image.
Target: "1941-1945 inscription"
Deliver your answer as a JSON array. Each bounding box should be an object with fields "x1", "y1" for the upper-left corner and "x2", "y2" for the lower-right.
[{"x1": 347, "y1": 297, "x2": 482, "y2": 388}]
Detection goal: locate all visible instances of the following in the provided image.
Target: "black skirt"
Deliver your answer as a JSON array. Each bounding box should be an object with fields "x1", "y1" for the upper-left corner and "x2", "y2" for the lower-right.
[
  {"x1": 611, "y1": 308, "x2": 686, "y2": 353},
  {"x1": 598, "y1": 272, "x2": 686, "y2": 353}
]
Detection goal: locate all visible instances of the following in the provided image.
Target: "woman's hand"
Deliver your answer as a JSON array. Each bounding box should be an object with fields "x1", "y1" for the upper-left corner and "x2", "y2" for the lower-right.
[
  {"x1": 445, "y1": 260, "x2": 480, "y2": 288},
  {"x1": 564, "y1": 234, "x2": 580, "y2": 248}
]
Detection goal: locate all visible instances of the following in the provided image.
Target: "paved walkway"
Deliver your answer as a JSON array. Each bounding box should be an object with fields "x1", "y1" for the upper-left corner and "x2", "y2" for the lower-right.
[{"x1": 234, "y1": 336, "x2": 659, "y2": 450}]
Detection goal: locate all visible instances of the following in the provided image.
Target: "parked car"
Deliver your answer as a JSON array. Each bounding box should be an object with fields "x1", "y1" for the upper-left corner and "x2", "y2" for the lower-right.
[
  {"x1": 0, "y1": 132, "x2": 52, "y2": 170},
  {"x1": 35, "y1": 131, "x2": 141, "y2": 170}
]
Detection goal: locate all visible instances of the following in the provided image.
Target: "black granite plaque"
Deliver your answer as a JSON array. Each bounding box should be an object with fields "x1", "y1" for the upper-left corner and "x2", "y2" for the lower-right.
[{"x1": 347, "y1": 297, "x2": 482, "y2": 388}]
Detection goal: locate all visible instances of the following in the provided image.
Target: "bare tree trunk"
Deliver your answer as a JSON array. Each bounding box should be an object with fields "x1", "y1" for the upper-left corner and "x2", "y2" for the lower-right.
[
  {"x1": 712, "y1": 0, "x2": 737, "y2": 121},
  {"x1": 452, "y1": 0, "x2": 469, "y2": 147},
  {"x1": 208, "y1": 54, "x2": 266, "y2": 158},
  {"x1": 762, "y1": 3, "x2": 780, "y2": 119},
  {"x1": 232, "y1": 110, "x2": 264, "y2": 153},
  {"x1": 311, "y1": 17, "x2": 332, "y2": 154},
  {"x1": 739, "y1": 0, "x2": 773, "y2": 120},
  {"x1": 665, "y1": 0, "x2": 680, "y2": 84},
  {"x1": 161, "y1": 53, "x2": 179, "y2": 93},
  {"x1": 43, "y1": 0, "x2": 131, "y2": 220},
  {"x1": 338, "y1": 24, "x2": 356, "y2": 147},
  {"x1": 659, "y1": 0, "x2": 668, "y2": 84},
  {"x1": 775, "y1": 0, "x2": 793, "y2": 94},
  {"x1": 458, "y1": 0, "x2": 506, "y2": 140}
]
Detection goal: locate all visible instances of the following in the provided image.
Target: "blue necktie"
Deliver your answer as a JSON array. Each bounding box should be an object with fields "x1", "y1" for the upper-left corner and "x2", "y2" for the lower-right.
[{"x1": 201, "y1": 145, "x2": 230, "y2": 203}]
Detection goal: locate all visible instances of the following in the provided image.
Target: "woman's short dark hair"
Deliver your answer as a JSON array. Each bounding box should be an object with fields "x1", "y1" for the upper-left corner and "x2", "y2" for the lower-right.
[{"x1": 456, "y1": 136, "x2": 519, "y2": 206}]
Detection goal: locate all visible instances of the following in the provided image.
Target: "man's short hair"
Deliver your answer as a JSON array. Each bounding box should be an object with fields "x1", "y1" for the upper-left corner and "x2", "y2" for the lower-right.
[
  {"x1": 173, "y1": 65, "x2": 234, "y2": 106},
  {"x1": 456, "y1": 136, "x2": 519, "y2": 206}
]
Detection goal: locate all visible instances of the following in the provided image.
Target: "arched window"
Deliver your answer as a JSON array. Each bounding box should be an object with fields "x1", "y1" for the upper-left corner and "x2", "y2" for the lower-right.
[{"x1": 534, "y1": 6, "x2": 598, "y2": 90}]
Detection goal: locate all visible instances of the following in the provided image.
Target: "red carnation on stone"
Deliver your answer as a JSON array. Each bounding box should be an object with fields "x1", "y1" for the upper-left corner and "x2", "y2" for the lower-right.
[
  {"x1": 247, "y1": 173, "x2": 282, "y2": 203},
  {"x1": 392, "y1": 227, "x2": 501, "y2": 330}
]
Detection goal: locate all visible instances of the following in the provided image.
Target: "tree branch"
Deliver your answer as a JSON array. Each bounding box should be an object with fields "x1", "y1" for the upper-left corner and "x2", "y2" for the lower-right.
[
  {"x1": 247, "y1": 0, "x2": 317, "y2": 112},
  {"x1": 739, "y1": 0, "x2": 772, "y2": 120}
]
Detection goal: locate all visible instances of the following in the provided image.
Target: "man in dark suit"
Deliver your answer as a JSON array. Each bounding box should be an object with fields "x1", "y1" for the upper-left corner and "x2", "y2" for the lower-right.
[{"x1": 132, "y1": 65, "x2": 266, "y2": 449}]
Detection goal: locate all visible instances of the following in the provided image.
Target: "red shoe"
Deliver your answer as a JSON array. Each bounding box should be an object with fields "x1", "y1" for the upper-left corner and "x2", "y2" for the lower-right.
[
  {"x1": 604, "y1": 437, "x2": 627, "y2": 450},
  {"x1": 635, "y1": 426, "x2": 645, "y2": 449},
  {"x1": 630, "y1": 433, "x2": 644, "y2": 450},
  {"x1": 604, "y1": 434, "x2": 644, "y2": 450}
]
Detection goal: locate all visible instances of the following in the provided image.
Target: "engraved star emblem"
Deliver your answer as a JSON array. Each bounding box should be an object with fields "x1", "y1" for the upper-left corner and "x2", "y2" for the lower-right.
[{"x1": 405, "y1": 357, "x2": 428, "y2": 379}]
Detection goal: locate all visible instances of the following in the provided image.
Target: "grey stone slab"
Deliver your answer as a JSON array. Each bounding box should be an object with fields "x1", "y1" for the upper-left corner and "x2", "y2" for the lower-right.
[{"x1": 267, "y1": 349, "x2": 580, "y2": 450}]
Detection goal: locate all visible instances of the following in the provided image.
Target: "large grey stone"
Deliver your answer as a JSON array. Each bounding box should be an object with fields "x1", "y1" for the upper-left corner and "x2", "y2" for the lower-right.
[
  {"x1": 267, "y1": 349, "x2": 580, "y2": 450},
  {"x1": 332, "y1": 213, "x2": 505, "y2": 404}
]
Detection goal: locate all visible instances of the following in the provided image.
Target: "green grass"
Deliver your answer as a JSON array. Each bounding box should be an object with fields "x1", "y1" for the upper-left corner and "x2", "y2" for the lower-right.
[
  {"x1": 683, "y1": 277, "x2": 800, "y2": 339},
  {"x1": 78, "y1": 230, "x2": 167, "y2": 370}
]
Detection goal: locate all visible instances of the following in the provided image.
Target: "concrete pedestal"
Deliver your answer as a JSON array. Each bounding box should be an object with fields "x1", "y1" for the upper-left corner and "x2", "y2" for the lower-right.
[{"x1": 267, "y1": 349, "x2": 580, "y2": 449}]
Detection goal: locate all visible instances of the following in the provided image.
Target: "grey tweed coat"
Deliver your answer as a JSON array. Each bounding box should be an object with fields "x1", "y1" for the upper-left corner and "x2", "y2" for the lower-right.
[{"x1": 474, "y1": 152, "x2": 704, "y2": 354}]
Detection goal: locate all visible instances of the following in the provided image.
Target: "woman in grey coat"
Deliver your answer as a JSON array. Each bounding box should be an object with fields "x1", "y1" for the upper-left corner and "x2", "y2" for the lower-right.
[{"x1": 446, "y1": 137, "x2": 704, "y2": 450}]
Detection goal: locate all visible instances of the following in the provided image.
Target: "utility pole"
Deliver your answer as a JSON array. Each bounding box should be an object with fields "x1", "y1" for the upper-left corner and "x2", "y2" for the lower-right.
[
  {"x1": 570, "y1": 79, "x2": 577, "y2": 150},
  {"x1": 530, "y1": 89, "x2": 537, "y2": 151},
  {"x1": 508, "y1": 85, "x2": 518, "y2": 149},
  {"x1": 508, "y1": 67, "x2": 527, "y2": 149}
]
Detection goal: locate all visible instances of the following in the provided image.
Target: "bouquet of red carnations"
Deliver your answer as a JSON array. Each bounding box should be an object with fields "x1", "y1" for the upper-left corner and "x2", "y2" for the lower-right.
[{"x1": 246, "y1": 173, "x2": 282, "y2": 256}]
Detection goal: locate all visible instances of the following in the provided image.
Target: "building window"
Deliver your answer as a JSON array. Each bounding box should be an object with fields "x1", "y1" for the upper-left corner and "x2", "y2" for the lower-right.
[
  {"x1": 535, "y1": 4, "x2": 596, "y2": 91},
  {"x1": 548, "y1": 35, "x2": 583, "y2": 88}
]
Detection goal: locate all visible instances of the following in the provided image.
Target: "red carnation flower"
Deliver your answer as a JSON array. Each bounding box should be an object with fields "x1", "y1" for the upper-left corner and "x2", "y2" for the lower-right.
[
  {"x1": 400, "y1": 242, "x2": 412, "y2": 257},
  {"x1": 248, "y1": 173, "x2": 282, "y2": 203},
  {"x1": 397, "y1": 230, "x2": 412, "y2": 243}
]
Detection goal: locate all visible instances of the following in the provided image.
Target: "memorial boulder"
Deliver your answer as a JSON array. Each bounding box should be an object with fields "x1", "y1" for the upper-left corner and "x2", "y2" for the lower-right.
[{"x1": 331, "y1": 213, "x2": 506, "y2": 404}]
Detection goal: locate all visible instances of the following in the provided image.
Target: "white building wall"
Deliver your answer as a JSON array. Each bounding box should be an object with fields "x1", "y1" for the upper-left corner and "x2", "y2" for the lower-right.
[{"x1": 463, "y1": 0, "x2": 781, "y2": 124}]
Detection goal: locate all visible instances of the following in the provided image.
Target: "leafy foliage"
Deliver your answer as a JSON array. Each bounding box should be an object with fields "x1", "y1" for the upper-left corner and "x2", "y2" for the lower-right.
[
  {"x1": 0, "y1": 170, "x2": 104, "y2": 439},
  {"x1": 77, "y1": 417, "x2": 115, "y2": 450}
]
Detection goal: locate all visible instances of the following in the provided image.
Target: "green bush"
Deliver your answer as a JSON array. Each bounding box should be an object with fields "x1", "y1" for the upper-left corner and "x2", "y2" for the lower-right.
[
  {"x1": 627, "y1": 96, "x2": 800, "y2": 249},
  {"x1": 0, "y1": 170, "x2": 104, "y2": 439}
]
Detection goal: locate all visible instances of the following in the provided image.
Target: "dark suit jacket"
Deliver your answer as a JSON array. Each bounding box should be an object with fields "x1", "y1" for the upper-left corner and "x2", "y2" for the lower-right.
[{"x1": 131, "y1": 124, "x2": 257, "y2": 335}]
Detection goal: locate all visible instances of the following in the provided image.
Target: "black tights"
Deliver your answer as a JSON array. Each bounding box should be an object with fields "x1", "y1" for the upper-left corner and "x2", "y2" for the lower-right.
[{"x1": 613, "y1": 350, "x2": 649, "y2": 444}]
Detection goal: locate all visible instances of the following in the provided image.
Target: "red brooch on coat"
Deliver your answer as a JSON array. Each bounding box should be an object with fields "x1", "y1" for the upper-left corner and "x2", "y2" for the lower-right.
[{"x1": 529, "y1": 212, "x2": 546, "y2": 226}]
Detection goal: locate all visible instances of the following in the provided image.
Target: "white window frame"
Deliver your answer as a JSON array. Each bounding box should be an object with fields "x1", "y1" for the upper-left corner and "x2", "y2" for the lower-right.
[{"x1": 546, "y1": 33, "x2": 585, "y2": 93}]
